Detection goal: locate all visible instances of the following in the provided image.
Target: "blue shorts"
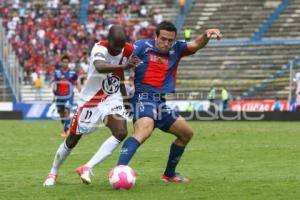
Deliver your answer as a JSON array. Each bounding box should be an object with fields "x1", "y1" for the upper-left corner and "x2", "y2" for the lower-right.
[
  {"x1": 131, "y1": 93, "x2": 179, "y2": 132},
  {"x1": 54, "y1": 95, "x2": 73, "y2": 113}
]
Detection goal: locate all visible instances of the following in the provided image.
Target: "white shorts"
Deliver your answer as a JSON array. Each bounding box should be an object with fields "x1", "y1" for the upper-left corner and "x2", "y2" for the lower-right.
[{"x1": 70, "y1": 99, "x2": 127, "y2": 135}]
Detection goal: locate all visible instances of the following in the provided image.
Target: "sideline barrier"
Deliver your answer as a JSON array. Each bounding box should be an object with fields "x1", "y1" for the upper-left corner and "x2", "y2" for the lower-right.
[
  {"x1": 13, "y1": 103, "x2": 77, "y2": 120},
  {"x1": 180, "y1": 111, "x2": 300, "y2": 121},
  {"x1": 0, "y1": 111, "x2": 22, "y2": 119},
  {"x1": 6, "y1": 102, "x2": 300, "y2": 121}
]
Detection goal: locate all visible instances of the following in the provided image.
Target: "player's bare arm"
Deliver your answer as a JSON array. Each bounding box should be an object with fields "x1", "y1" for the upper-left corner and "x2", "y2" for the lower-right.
[
  {"x1": 51, "y1": 82, "x2": 56, "y2": 94},
  {"x1": 94, "y1": 56, "x2": 140, "y2": 73},
  {"x1": 187, "y1": 28, "x2": 222, "y2": 53}
]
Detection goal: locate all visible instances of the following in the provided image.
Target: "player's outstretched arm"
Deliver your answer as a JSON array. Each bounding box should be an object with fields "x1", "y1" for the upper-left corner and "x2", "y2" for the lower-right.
[{"x1": 187, "y1": 28, "x2": 222, "y2": 53}]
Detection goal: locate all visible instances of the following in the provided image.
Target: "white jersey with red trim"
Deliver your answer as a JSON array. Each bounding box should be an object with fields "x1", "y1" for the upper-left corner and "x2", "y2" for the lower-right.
[{"x1": 78, "y1": 41, "x2": 133, "y2": 107}]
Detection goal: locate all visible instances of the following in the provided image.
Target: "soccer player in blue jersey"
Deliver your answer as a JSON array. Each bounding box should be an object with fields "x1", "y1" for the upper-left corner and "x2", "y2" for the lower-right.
[
  {"x1": 117, "y1": 21, "x2": 222, "y2": 182},
  {"x1": 52, "y1": 55, "x2": 80, "y2": 137}
]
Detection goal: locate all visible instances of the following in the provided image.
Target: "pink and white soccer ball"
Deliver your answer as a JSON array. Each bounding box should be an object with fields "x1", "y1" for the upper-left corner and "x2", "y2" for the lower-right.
[{"x1": 108, "y1": 165, "x2": 136, "y2": 190}]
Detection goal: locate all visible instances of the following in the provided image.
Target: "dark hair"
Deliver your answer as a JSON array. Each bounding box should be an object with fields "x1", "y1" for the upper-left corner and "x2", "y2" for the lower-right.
[
  {"x1": 156, "y1": 21, "x2": 177, "y2": 37},
  {"x1": 61, "y1": 55, "x2": 70, "y2": 61},
  {"x1": 108, "y1": 25, "x2": 127, "y2": 43}
]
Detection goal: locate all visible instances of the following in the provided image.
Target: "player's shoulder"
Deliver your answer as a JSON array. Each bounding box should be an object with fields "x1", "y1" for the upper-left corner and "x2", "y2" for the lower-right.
[
  {"x1": 93, "y1": 40, "x2": 109, "y2": 50},
  {"x1": 173, "y1": 39, "x2": 187, "y2": 46},
  {"x1": 92, "y1": 40, "x2": 108, "y2": 54},
  {"x1": 96, "y1": 40, "x2": 109, "y2": 48},
  {"x1": 124, "y1": 42, "x2": 133, "y2": 48},
  {"x1": 134, "y1": 39, "x2": 153, "y2": 47},
  {"x1": 171, "y1": 40, "x2": 188, "y2": 53},
  {"x1": 123, "y1": 42, "x2": 134, "y2": 56}
]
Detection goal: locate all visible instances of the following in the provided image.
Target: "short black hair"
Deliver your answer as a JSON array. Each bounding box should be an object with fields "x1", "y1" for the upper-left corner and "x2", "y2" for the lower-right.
[
  {"x1": 108, "y1": 25, "x2": 127, "y2": 44},
  {"x1": 156, "y1": 21, "x2": 177, "y2": 37},
  {"x1": 61, "y1": 55, "x2": 70, "y2": 61}
]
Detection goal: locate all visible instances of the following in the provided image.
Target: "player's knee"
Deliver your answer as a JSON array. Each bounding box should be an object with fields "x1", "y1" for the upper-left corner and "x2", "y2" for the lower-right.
[
  {"x1": 182, "y1": 129, "x2": 194, "y2": 144},
  {"x1": 112, "y1": 128, "x2": 128, "y2": 141}
]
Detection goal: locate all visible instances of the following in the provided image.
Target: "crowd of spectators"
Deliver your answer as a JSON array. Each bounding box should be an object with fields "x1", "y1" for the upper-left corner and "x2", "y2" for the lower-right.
[{"x1": 0, "y1": 0, "x2": 166, "y2": 86}]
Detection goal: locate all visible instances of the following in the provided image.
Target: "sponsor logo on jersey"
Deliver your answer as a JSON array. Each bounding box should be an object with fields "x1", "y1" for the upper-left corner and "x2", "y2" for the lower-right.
[
  {"x1": 102, "y1": 75, "x2": 120, "y2": 94},
  {"x1": 149, "y1": 54, "x2": 168, "y2": 64},
  {"x1": 111, "y1": 105, "x2": 123, "y2": 112}
]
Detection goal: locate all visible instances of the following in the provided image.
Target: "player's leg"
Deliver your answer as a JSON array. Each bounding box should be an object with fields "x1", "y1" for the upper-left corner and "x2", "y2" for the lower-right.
[
  {"x1": 76, "y1": 102, "x2": 128, "y2": 184},
  {"x1": 62, "y1": 98, "x2": 74, "y2": 135},
  {"x1": 78, "y1": 114, "x2": 128, "y2": 184},
  {"x1": 56, "y1": 104, "x2": 65, "y2": 126},
  {"x1": 161, "y1": 114, "x2": 193, "y2": 182},
  {"x1": 117, "y1": 117, "x2": 154, "y2": 165},
  {"x1": 43, "y1": 108, "x2": 83, "y2": 186},
  {"x1": 56, "y1": 98, "x2": 69, "y2": 137},
  {"x1": 117, "y1": 95, "x2": 156, "y2": 165},
  {"x1": 43, "y1": 134, "x2": 82, "y2": 186},
  {"x1": 62, "y1": 108, "x2": 71, "y2": 137}
]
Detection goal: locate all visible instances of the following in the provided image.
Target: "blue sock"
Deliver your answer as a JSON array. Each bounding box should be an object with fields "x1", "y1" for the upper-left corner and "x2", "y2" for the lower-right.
[
  {"x1": 117, "y1": 137, "x2": 141, "y2": 165},
  {"x1": 164, "y1": 143, "x2": 185, "y2": 177},
  {"x1": 64, "y1": 118, "x2": 71, "y2": 132}
]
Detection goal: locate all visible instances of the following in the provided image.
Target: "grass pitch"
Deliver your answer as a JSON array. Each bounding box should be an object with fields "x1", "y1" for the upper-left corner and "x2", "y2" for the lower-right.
[{"x1": 0, "y1": 120, "x2": 300, "y2": 200}]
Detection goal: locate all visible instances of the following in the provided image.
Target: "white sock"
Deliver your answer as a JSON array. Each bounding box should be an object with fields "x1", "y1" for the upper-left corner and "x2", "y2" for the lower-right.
[
  {"x1": 50, "y1": 140, "x2": 71, "y2": 175},
  {"x1": 85, "y1": 136, "x2": 121, "y2": 169}
]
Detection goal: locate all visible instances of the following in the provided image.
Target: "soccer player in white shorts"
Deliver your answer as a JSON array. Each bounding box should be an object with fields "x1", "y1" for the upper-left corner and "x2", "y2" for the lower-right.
[{"x1": 43, "y1": 25, "x2": 140, "y2": 186}]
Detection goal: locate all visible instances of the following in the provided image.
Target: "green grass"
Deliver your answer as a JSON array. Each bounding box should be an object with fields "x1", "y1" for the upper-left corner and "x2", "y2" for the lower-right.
[{"x1": 1, "y1": 120, "x2": 300, "y2": 200}]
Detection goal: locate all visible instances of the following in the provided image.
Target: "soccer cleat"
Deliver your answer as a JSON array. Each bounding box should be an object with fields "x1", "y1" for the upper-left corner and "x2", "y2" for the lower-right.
[
  {"x1": 43, "y1": 173, "x2": 58, "y2": 186},
  {"x1": 76, "y1": 165, "x2": 93, "y2": 184},
  {"x1": 160, "y1": 173, "x2": 190, "y2": 183}
]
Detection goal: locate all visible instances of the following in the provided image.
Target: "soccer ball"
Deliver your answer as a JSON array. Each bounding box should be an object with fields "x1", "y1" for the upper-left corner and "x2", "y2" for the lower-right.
[{"x1": 108, "y1": 165, "x2": 136, "y2": 190}]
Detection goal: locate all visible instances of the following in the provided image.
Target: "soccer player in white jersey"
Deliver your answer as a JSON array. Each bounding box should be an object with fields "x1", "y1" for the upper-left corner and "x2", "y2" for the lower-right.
[
  {"x1": 43, "y1": 25, "x2": 140, "y2": 186},
  {"x1": 293, "y1": 72, "x2": 300, "y2": 111}
]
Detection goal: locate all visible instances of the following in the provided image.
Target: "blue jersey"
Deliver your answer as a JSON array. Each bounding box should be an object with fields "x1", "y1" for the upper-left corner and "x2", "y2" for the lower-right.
[
  {"x1": 133, "y1": 39, "x2": 194, "y2": 94},
  {"x1": 52, "y1": 68, "x2": 78, "y2": 97}
]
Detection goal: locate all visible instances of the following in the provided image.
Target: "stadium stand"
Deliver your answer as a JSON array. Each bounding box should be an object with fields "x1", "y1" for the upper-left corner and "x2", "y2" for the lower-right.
[
  {"x1": 244, "y1": 56, "x2": 300, "y2": 100},
  {"x1": 173, "y1": 0, "x2": 300, "y2": 101},
  {"x1": 175, "y1": 43, "x2": 300, "y2": 100},
  {"x1": 1, "y1": 0, "x2": 175, "y2": 102},
  {"x1": 263, "y1": 0, "x2": 300, "y2": 38},
  {"x1": 181, "y1": 0, "x2": 277, "y2": 39},
  {"x1": 0, "y1": 0, "x2": 300, "y2": 103}
]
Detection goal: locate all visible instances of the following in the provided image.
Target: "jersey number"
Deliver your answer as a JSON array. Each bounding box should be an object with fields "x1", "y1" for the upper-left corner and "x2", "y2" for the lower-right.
[{"x1": 83, "y1": 110, "x2": 92, "y2": 122}]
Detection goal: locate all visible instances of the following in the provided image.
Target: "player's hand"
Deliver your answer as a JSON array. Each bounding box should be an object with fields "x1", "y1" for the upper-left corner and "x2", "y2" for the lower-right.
[
  {"x1": 205, "y1": 29, "x2": 222, "y2": 40},
  {"x1": 124, "y1": 56, "x2": 141, "y2": 70}
]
